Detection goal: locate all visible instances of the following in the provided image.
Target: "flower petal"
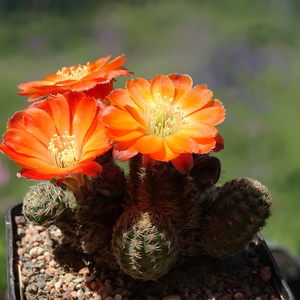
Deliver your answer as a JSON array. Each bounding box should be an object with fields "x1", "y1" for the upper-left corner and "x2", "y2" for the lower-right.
[
  {"x1": 149, "y1": 139, "x2": 179, "y2": 161},
  {"x1": 113, "y1": 140, "x2": 139, "y2": 161},
  {"x1": 211, "y1": 134, "x2": 224, "y2": 152},
  {"x1": 179, "y1": 123, "x2": 217, "y2": 138},
  {"x1": 134, "y1": 135, "x2": 164, "y2": 154},
  {"x1": 164, "y1": 134, "x2": 199, "y2": 154},
  {"x1": 0, "y1": 143, "x2": 49, "y2": 169},
  {"x1": 108, "y1": 89, "x2": 136, "y2": 108},
  {"x1": 23, "y1": 108, "x2": 57, "y2": 146},
  {"x1": 71, "y1": 96, "x2": 97, "y2": 147},
  {"x1": 101, "y1": 106, "x2": 143, "y2": 131},
  {"x1": 194, "y1": 137, "x2": 217, "y2": 154},
  {"x1": 185, "y1": 107, "x2": 225, "y2": 126},
  {"x1": 177, "y1": 84, "x2": 213, "y2": 116},
  {"x1": 70, "y1": 80, "x2": 98, "y2": 92},
  {"x1": 2, "y1": 129, "x2": 49, "y2": 161},
  {"x1": 30, "y1": 94, "x2": 70, "y2": 136},
  {"x1": 7, "y1": 111, "x2": 26, "y2": 130},
  {"x1": 171, "y1": 153, "x2": 193, "y2": 173},
  {"x1": 151, "y1": 75, "x2": 175, "y2": 103},
  {"x1": 168, "y1": 74, "x2": 193, "y2": 104},
  {"x1": 126, "y1": 78, "x2": 152, "y2": 109},
  {"x1": 106, "y1": 128, "x2": 145, "y2": 141}
]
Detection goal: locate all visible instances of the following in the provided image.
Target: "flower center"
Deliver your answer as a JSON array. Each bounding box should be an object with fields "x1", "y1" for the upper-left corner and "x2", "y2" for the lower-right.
[
  {"x1": 56, "y1": 63, "x2": 90, "y2": 81},
  {"x1": 48, "y1": 132, "x2": 80, "y2": 168},
  {"x1": 145, "y1": 94, "x2": 182, "y2": 137}
]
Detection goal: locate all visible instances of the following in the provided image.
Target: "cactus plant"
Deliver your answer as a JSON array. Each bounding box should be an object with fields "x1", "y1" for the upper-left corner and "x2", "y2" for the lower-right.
[
  {"x1": 112, "y1": 207, "x2": 179, "y2": 281},
  {"x1": 199, "y1": 177, "x2": 272, "y2": 258},
  {"x1": 1, "y1": 62, "x2": 274, "y2": 289},
  {"x1": 22, "y1": 181, "x2": 72, "y2": 226}
]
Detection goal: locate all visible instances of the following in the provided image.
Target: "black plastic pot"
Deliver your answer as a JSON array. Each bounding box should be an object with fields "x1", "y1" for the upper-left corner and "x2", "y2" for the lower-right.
[
  {"x1": 270, "y1": 246, "x2": 300, "y2": 299},
  {"x1": 6, "y1": 202, "x2": 295, "y2": 300}
]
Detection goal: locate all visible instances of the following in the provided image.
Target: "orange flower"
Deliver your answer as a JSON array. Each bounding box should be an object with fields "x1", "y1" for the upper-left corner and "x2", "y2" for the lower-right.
[
  {"x1": 101, "y1": 74, "x2": 225, "y2": 173},
  {"x1": 0, "y1": 91, "x2": 112, "y2": 192},
  {"x1": 18, "y1": 54, "x2": 132, "y2": 102}
]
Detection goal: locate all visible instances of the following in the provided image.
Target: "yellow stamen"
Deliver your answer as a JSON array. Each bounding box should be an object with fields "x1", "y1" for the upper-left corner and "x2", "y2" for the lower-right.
[
  {"x1": 48, "y1": 132, "x2": 80, "y2": 168},
  {"x1": 144, "y1": 94, "x2": 182, "y2": 137},
  {"x1": 56, "y1": 63, "x2": 90, "y2": 81}
]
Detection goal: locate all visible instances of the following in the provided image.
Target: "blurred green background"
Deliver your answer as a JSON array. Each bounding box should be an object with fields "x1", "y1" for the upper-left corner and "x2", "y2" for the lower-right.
[{"x1": 1, "y1": 0, "x2": 300, "y2": 295}]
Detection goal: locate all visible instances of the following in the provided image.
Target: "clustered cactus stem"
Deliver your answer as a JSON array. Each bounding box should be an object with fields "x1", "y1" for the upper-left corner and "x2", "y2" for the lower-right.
[{"x1": 22, "y1": 152, "x2": 272, "y2": 281}]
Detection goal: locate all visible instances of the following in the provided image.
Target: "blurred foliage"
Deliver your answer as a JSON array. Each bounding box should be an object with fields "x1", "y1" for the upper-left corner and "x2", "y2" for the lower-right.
[{"x1": 1, "y1": 0, "x2": 300, "y2": 291}]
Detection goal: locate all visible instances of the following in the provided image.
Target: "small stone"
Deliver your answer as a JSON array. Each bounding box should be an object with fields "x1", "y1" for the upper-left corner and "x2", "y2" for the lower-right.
[
  {"x1": 74, "y1": 278, "x2": 85, "y2": 284},
  {"x1": 114, "y1": 287, "x2": 132, "y2": 297},
  {"x1": 260, "y1": 266, "x2": 272, "y2": 283},
  {"x1": 190, "y1": 294, "x2": 198, "y2": 300},
  {"x1": 35, "y1": 225, "x2": 46, "y2": 232},
  {"x1": 90, "y1": 281, "x2": 100, "y2": 291},
  {"x1": 99, "y1": 284, "x2": 113, "y2": 299},
  {"x1": 37, "y1": 255, "x2": 45, "y2": 260},
  {"x1": 44, "y1": 251, "x2": 52, "y2": 261},
  {"x1": 45, "y1": 267, "x2": 60, "y2": 275},
  {"x1": 114, "y1": 295, "x2": 122, "y2": 300},
  {"x1": 15, "y1": 215, "x2": 26, "y2": 225},
  {"x1": 162, "y1": 296, "x2": 181, "y2": 300},
  {"x1": 49, "y1": 260, "x2": 57, "y2": 267},
  {"x1": 29, "y1": 246, "x2": 44, "y2": 257},
  {"x1": 68, "y1": 281, "x2": 75, "y2": 291},
  {"x1": 54, "y1": 281, "x2": 62, "y2": 290},
  {"x1": 65, "y1": 273, "x2": 75, "y2": 283},
  {"x1": 77, "y1": 290, "x2": 85, "y2": 300},
  {"x1": 234, "y1": 292, "x2": 244, "y2": 300},
  {"x1": 62, "y1": 291, "x2": 73, "y2": 299},
  {"x1": 17, "y1": 228, "x2": 25, "y2": 237}
]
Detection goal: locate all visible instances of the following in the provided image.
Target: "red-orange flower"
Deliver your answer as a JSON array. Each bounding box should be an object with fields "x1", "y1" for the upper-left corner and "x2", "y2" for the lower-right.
[
  {"x1": 18, "y1": 54, "x2": 132, "y2": 102},
  {"x1": 0, "y1": 91, "x2": 112, "y2": 190},
  {"x1": 101, "y1": 74, "x2": 225, "y2": 173}
]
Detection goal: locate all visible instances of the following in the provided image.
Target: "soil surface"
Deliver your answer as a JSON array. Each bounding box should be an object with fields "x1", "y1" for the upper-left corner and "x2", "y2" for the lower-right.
[{"x1": 13, "y1": 215, "x2": 281, "y2": 300}]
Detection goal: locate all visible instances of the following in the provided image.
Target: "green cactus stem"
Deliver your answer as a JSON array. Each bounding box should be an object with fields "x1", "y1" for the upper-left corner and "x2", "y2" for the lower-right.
[
  {"x1": 112, "y1": 207, "x2": 179, "y2": 281},
  {"x1": 22, "y1": 181, "x2": 72, "y2": 226},
  {"x1": 200, "y1": 177, "x2": 272, "y2": 258}
]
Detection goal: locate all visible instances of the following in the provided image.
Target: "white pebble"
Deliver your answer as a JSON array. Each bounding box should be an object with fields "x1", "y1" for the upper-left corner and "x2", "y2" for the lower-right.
[
  {"x1": 77, "y1": 289, "x2": 85, "y2": 300},
  {"x1": 54, "y1": 281, "x2": 61, "y2": 290},
  {"x1": 29, "y1": 246, "x2": 44, "y2": 257}
]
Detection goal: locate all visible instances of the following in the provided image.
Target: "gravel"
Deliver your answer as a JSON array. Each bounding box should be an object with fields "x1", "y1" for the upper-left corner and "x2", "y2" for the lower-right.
[{"x1": 13, "y1": 215, "x2": 281, "y2": 300}]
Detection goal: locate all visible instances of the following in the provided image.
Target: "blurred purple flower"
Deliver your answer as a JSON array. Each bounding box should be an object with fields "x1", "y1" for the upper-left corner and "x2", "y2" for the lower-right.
[{"x1": 0, "y1": 161, "x2": 10, "y2": 187}]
